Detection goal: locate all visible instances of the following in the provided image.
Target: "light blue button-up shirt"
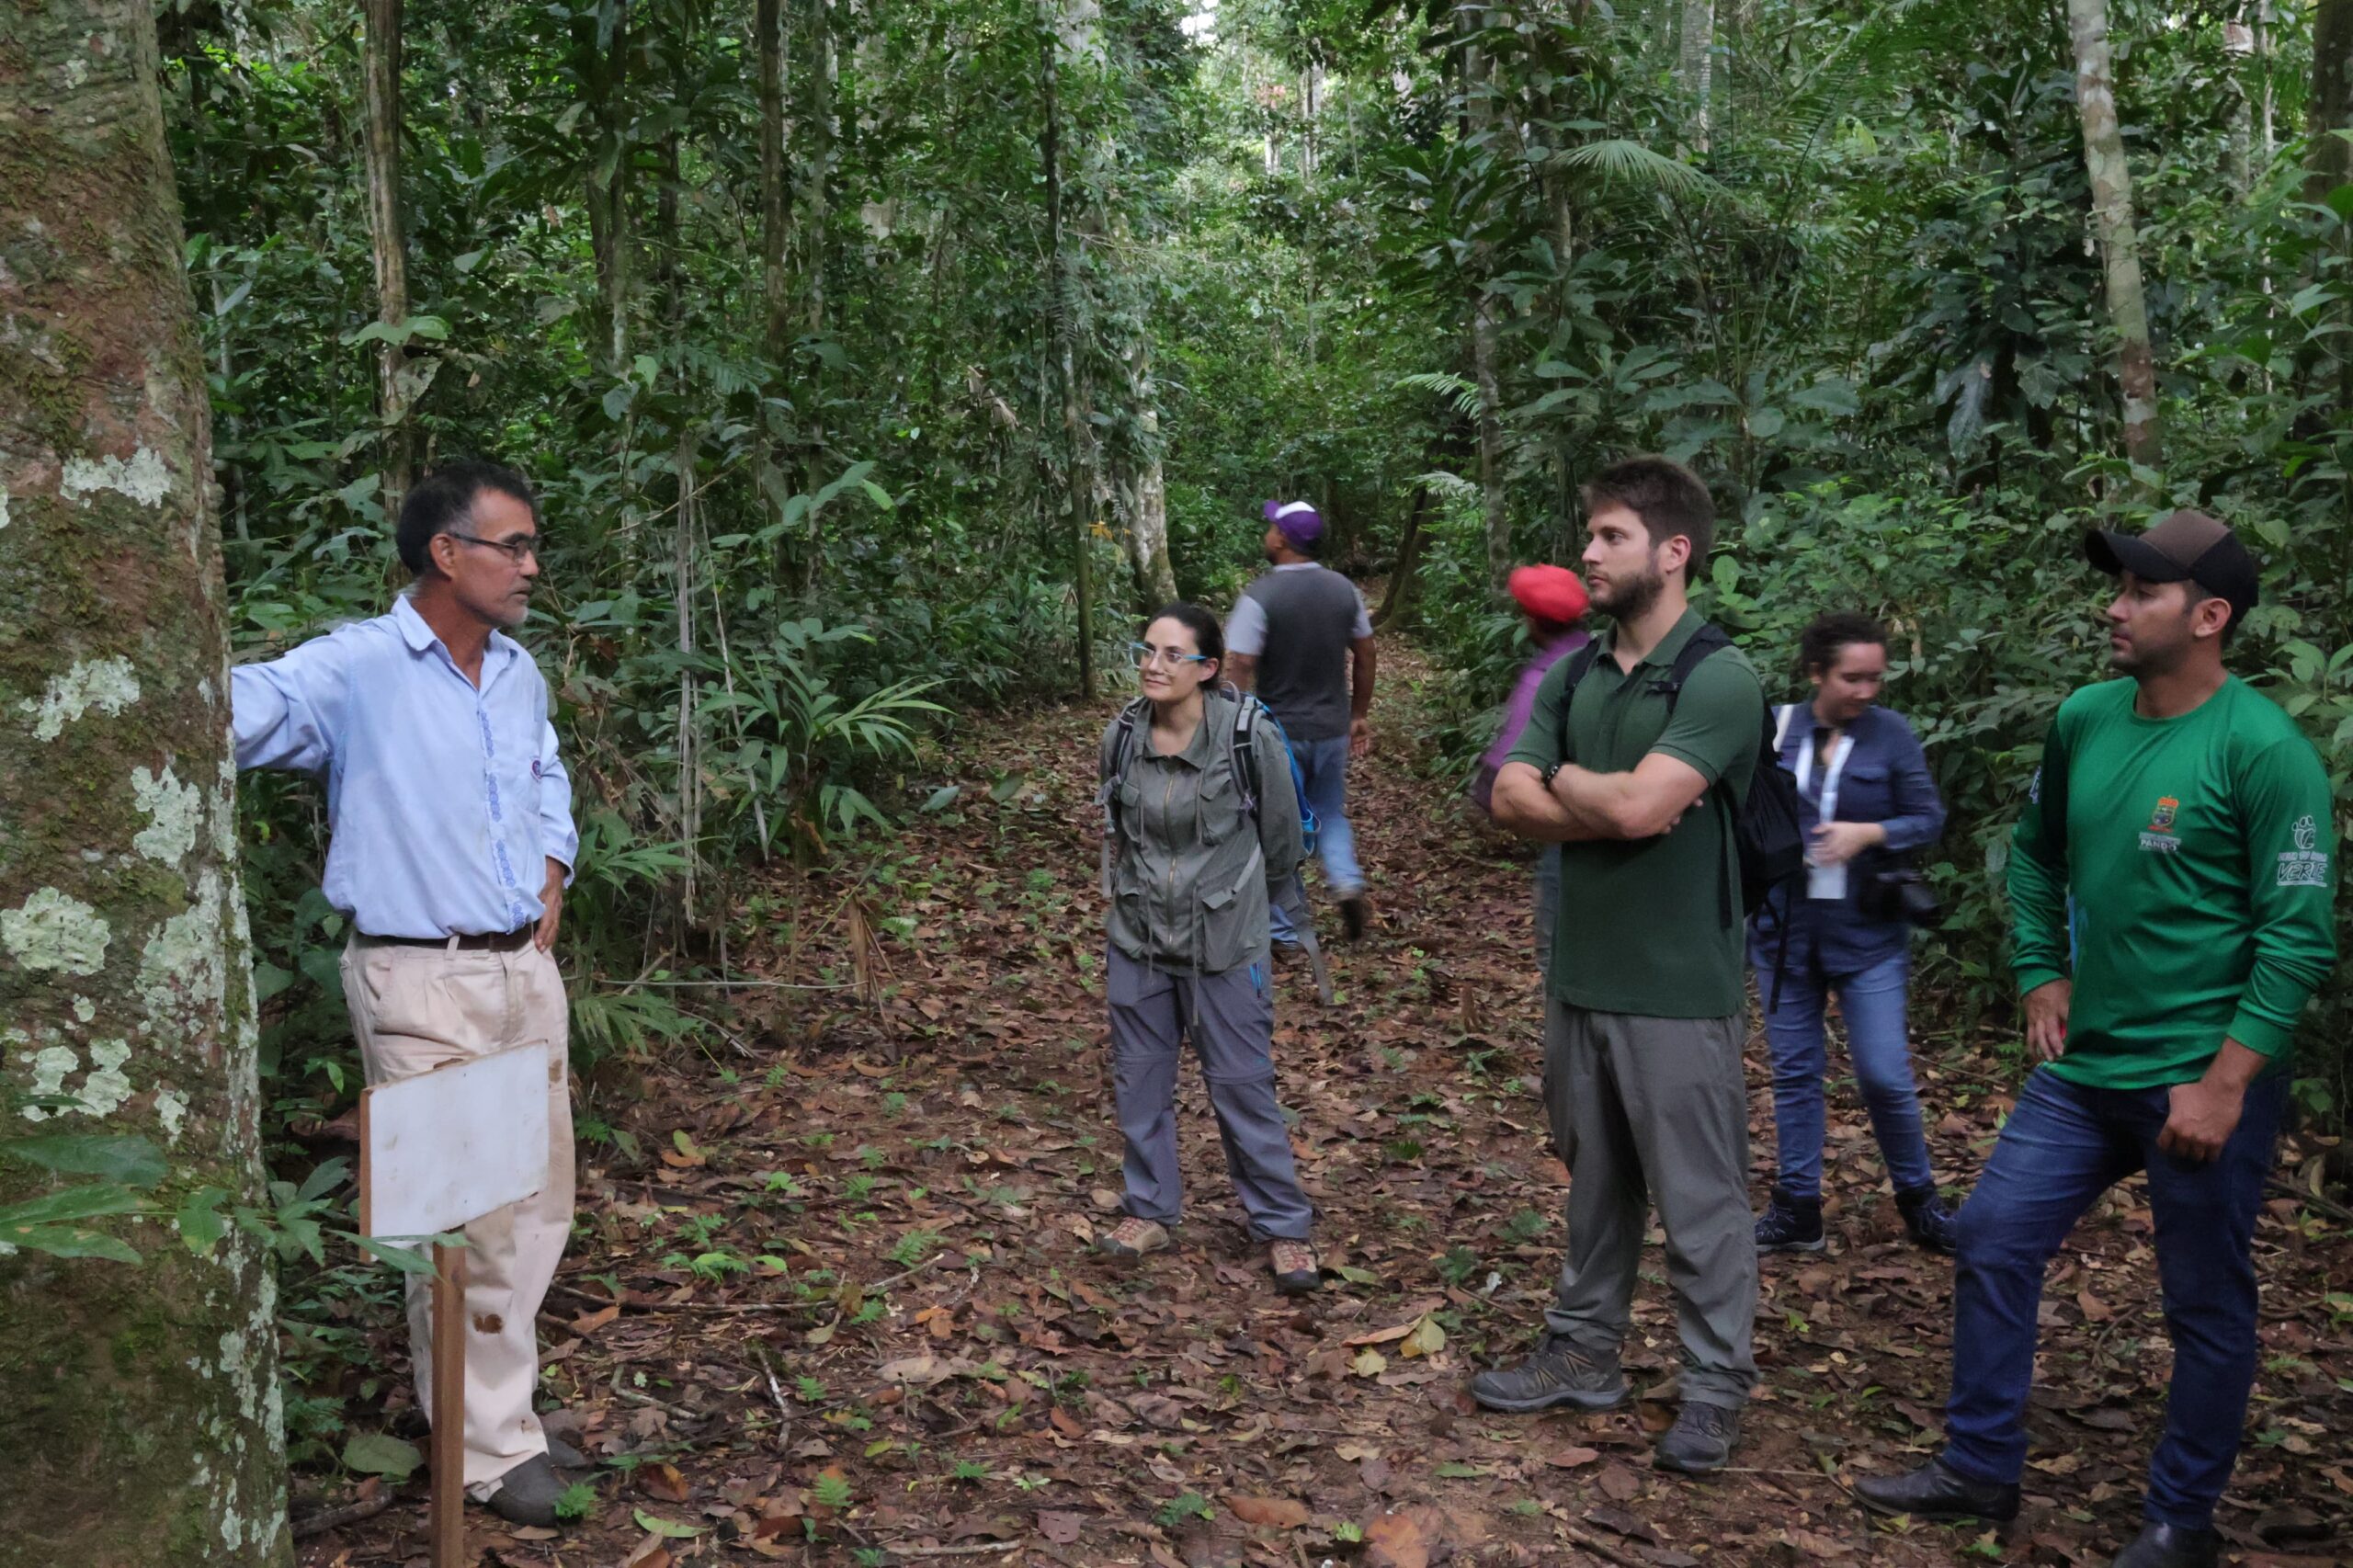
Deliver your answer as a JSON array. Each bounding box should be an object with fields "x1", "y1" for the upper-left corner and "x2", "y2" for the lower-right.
[{"x1": 232, "y1": 596, "x2": 580, "y2": 939}]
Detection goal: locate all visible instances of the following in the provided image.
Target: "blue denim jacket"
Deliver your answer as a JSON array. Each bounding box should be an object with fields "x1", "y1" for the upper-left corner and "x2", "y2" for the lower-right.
[{"x1": 1748, "y1": 702, "x2": 1946, "y2": 975}]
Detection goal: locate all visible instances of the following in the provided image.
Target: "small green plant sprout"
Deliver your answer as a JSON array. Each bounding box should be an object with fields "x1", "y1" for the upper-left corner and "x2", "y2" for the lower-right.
[
  {"x1": 811, "y1": 1471, "x2": 855, "y2": 1510},
  {"x1": 948, "y1": 1459, "x2": 995, "y2": 1483},
  {"x1": 890, "y1": 1229, "x2": 942, "y2": 1267},
  {"x1": 554, "y1": 1480, "x2": 598, "y2": 1521},
  {"x1": 1155, "y1": 1492, "x2": 1213, "y2": 1528}
]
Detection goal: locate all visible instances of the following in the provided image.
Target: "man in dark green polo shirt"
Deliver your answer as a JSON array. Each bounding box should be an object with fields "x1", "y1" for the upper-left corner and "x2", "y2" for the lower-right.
[
  {"x1": 1857, "y1": 512, "x2": 2336, "y2": 1568},
  {"x1": 1472, "y1": 455, "x2": 1764, "y2": 1475}
]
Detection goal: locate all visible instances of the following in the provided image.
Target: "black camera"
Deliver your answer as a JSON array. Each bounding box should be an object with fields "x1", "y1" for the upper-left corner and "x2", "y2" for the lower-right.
[{"x1": 1860, "y1": 865, "x2": 1944, "y2": 927}]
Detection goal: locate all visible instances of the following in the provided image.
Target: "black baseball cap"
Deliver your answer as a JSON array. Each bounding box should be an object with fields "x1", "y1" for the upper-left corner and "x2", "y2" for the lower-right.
[{"x1": 2084, "y1": 509, "x2": 2260, "y2": 629}]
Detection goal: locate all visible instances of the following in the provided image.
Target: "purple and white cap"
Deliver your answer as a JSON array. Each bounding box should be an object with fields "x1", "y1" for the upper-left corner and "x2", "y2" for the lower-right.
[{"x1": 1262, "y1": 499, "x2": 1324, "y2": 547}]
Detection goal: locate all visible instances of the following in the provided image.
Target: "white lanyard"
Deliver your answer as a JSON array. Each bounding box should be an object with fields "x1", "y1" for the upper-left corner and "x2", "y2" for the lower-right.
[{"x1": 1792, "y1": 715, "x2": 1855, "y2": 900}]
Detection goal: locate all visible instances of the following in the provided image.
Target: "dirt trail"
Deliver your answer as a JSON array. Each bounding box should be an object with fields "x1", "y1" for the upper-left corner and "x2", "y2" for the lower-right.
[{"x1": 300, "y1": 635, "x2": 2351, "y2": 1567}]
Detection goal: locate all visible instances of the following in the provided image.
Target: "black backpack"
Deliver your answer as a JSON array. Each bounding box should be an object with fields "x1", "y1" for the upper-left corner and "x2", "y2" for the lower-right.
[{"x1": 1555, "y1": 624, "x2": 1806, "y2": 926}]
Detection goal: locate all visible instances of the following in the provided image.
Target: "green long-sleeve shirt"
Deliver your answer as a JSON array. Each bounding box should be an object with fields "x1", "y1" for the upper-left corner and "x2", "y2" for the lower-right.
[{"x1": 2010, "y1": 676, "x2": 2337, "y2": 1089}]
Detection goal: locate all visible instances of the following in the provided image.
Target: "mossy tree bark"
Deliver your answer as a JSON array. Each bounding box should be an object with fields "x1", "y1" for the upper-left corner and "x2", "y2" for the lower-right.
[{"x1": 0, "y1": 0, "x2": 290, "y2": 1562}]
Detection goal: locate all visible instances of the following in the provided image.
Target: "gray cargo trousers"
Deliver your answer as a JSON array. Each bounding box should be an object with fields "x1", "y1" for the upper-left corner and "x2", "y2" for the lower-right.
[
  {"x1": 1106, "y1": 946, "x2": 1314, "y2": 1242},
  {"x1": 1541, "y1": 996, "x2": 1759, "y2": 1408}
]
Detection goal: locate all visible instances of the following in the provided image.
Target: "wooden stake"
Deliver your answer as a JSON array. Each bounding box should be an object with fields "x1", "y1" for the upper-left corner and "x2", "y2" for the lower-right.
[{"x1": 431, "y1": 1240, "x2": 467, "y2": 1567}]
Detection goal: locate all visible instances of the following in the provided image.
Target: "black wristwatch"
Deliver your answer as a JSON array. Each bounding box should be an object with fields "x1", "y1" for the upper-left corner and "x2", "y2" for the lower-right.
[{"x1": 1540, "y1": 761, "x2": 1566, "y2": 793}]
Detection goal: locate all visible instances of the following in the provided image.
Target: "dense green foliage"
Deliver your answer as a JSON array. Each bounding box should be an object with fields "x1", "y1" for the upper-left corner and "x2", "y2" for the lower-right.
[{"x1": 164, "y1": 3, "x2": 2353, "y2": 1460}]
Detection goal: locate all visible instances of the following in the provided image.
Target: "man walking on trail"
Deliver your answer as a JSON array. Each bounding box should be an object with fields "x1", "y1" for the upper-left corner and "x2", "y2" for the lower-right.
[
  {"x1": 233, "y1": 461, "x2": 583, "y2": 1529},
  {"x1": 1226, "y1": 499, "x2": 1378, "y2": 941},
  {"x1": 1858, "y1": 512, "x2": 2336, "y2": 1568},
  {"x1": 1473, "y1": 456, "x2": 1765, "y2": 1475}
]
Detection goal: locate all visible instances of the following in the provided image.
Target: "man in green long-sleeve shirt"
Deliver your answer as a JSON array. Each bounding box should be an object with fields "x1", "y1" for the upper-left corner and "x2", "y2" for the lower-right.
[{"x1": 1858, "y1": 512, "x2": 2336, "y2": 1568}]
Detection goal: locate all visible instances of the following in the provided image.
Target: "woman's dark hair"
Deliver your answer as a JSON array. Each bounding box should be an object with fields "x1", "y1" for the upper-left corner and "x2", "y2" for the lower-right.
[
  {"x1": 1142, "y1": 602, "x2": 1223, "y2": 677},
  {"x1": 1799, "y1": 611, "x2": 1888, "y2": 677}
]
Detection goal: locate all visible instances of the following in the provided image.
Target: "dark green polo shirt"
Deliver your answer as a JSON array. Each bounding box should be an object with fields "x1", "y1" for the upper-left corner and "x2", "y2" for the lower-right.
[{"x1": 1505, "y1": 609, "x2": 1763, "y2": 1018}]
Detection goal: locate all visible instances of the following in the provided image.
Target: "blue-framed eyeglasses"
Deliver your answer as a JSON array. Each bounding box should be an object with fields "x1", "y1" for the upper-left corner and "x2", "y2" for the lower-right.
[{"x1": 1128, "y1": 641, "x2": 1211, "y2": 670}]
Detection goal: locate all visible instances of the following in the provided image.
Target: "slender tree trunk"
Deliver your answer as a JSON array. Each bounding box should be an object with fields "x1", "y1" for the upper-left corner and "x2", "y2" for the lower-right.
[
  {"x1": 1375, "y1": 483, "x2": 1434, "y2": 631},
  {"x1": 0, "y1": 0, "x2": 290, "y2": 1559},
  {"x1": 2310, "y1": 0, "x2": 2353, "y2": 201},
  {"x1": 1461, "y1": 34, "x2": 1511, "y2": 591},
  {"x1": 361, "y1": 0, "x2": 414, "y2": 519},
  {"x1": 1679, "y1": 0, "x2": 1715, "y2": 154},
  {"x1": 756, "y1": 0, "x2": 796, "y2": 585},
  {"x1": 801, "y1": 0, "x2": 833, "y2": 339},
  {"x1": 1470, "y1": 293, "x2": 1511, "y2": 589},
  {"x1": 758, "y1": 0, "x2": 792, "y2": 367},
  {"x1": 1040, "y1": 9, "x2": 1095, "y2": 699},
  {"x1": 583, "y1": 2, "x2": 633, "y2": 376},
  {"x1": 2066, "y1": 0, "x2": 2161, "y2": 469}
]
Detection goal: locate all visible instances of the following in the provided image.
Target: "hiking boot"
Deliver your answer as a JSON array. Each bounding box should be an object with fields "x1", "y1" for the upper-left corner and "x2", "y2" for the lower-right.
[
  {"x1": 484, "y1": 1454, "x2": 566, "y2": 1528},
  {"x1": 1755, "y1": 1187, "x2": 1825, "y2": 1253},
  {"x1": 1654, "y1": 1400, "x2": 1740, "y2": 1474},
  {"x1": 1097, "y1": 1217, "x2": 1171, "y2": 1258},
  {"x1": 1467, "y1": 1334, "x2": 1626, "y2": 1415},
  {"x1": 1268, "y1": 1239, "x2": 1321, "y2": 1295},
  {"x1": 1852, "y1": 1457, "x2": 2020, "y2": 1524},
  {"x1": 1338, "y1": 892, "x2": 1373, "y2": 940},
  {"x1": 543, "y1": 1434, "x2": 587, "y2": 1470},
  {"x1": 1897, "y1": 1187, "x2": 1959, "y2": 1255},
  {"x1": 2109, "y1": 1522, "x2": 2220, "y2": 1568}
]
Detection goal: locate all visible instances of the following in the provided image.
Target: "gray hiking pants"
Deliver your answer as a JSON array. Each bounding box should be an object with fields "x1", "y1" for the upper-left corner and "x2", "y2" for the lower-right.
[
  {"x1": 1106, "y1": 947, "x2": 1313, "y2": 1242},
  {"x1": 1541, "y1": 998, "x2": 1758, "y2": 1408}
]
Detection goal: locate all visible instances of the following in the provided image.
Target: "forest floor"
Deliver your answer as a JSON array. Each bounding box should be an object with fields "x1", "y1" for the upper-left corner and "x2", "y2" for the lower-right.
[{"x1": 295, "y1": 636, "x2": 2353, "y2": 1568}]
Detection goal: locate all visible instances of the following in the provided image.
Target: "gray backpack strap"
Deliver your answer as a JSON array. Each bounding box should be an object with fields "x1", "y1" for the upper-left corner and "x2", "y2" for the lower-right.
[{"x1": 1098, "y1": 700, "x2": 1146, "y2": 900}]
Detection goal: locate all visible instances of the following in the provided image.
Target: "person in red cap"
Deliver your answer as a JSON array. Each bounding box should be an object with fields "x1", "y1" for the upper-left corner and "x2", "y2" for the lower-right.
[{"x1": 1473, "y1": 565, "x2": 1591, "y2": 969}]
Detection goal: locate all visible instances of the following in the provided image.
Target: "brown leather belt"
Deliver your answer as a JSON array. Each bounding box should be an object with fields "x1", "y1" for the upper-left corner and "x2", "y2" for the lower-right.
[{"x1": 362, "y1": 927, "x2": 534, "y2": 952}]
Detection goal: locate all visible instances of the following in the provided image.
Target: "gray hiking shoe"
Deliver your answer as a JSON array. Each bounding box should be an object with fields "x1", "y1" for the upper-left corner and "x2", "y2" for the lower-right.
[
  {"x1": 484, "y1": 1453, "x2": 566, "y2": 1528},
  {"x1": 1654, "y1": 1400, "x2": 1740, "y2": 1474},
  {"x1": 1467, "y1": 1334, "x2": 1627, "y2": 1415}
]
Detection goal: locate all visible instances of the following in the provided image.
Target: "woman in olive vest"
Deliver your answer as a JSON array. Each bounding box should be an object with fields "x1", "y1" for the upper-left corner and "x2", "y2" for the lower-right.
[{"x1": 1096, "y1": 603, "x2": 1321, "y2": 1292}]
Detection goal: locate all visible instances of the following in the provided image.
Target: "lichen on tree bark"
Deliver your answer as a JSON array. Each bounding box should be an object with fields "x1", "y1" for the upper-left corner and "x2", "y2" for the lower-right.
[{"x1": 0, "y1": 1, "x2": 291, "y2": 1562}]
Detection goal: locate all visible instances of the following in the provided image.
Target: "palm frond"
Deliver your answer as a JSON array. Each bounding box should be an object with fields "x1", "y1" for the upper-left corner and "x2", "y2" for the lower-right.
[
  {"x1": 1394, "y1": 370, "x2": 1484, "y2": 422},
  {"x1": 1556, "y1": 140, "x2": 1722, "y2": 199}
]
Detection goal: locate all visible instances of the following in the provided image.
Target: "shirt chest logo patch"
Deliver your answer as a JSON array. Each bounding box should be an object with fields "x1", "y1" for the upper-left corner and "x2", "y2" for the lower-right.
[
  {"x1": 2279, "y1": 813, "x2": 2329, "y2": 887},
  {"x1": 2139, "y1": 794, "x2": 2182, "y2": 854}
]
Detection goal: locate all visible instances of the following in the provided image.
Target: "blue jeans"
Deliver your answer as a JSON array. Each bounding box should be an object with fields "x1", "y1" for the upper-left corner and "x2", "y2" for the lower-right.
[
  {"x1": 1270, "y1": 734, "x2": 1361, "y2": 941},
  {"x1": 1941, "y1": 1065, "x2": 2286, "y2": 1529},
  {"x1": 1761, "y1": 948, "x2": 1935, "y2": 1199}
]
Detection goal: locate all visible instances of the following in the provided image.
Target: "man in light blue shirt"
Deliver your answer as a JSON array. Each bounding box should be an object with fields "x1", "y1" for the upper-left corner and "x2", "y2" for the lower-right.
[{"x1": 233, "y1": 460, "x2": 581, "y2": 1527}]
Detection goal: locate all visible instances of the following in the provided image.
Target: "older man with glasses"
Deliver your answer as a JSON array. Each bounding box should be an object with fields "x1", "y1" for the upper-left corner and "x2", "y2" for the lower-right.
[{"x1": 232, "y1": 460, "x2": 582, "y2": 1528}]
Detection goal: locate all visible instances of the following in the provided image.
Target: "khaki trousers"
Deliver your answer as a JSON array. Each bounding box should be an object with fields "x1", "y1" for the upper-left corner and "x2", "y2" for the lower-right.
[{"x1": 341, "y1": 935, "x2": 576, "y2": 1491}]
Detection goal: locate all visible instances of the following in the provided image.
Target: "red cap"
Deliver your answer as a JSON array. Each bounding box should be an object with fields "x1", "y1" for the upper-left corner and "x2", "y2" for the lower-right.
[{"x1": 1507, "y1": 564, "x2": 1589, "y2": 625}]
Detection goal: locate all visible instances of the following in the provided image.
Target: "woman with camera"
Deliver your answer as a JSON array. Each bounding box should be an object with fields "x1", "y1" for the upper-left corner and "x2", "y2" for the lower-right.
[{"x1": 1752, "y1": 613, "x2": 1957, "y2": 1255}]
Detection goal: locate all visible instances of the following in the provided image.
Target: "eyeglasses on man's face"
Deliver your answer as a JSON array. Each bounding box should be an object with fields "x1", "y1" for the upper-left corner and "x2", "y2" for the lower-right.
[
  {"x1": 449, "y1": 531, "x2": 540, "y2": 564},
  {"x1": 1129, "y1": 641, "x2": 1211, "y2": 670}
]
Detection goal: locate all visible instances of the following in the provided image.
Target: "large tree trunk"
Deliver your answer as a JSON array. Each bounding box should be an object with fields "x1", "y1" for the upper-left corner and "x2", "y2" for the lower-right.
[
  {"x1": 2066, "y1": 0, "x2": 2161, "y2": 470},
  {"x1": 0, "y1": 0, "x2": 290, "y2": 1561},
  {"x1": 1678, "y1": 0, "x2": 1715, "y2": 154},
  {"x1": 1112, "y1": 341, "x2": 1178, "y2": 609},
  {"x1": 758, "y1": 0, "x2": 792, "y2": 368},
  {"x1": 360, "y1": 0, "x2": 414, "y2": 520},
  {"x1": 1040, "y1": 6, "x2": 1096, "y2": 699}
]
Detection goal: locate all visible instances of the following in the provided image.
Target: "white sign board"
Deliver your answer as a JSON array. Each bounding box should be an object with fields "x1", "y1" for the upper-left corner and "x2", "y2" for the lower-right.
[{"x1": 359, "y1": 1042, "x2": 552, "y2": 1239}]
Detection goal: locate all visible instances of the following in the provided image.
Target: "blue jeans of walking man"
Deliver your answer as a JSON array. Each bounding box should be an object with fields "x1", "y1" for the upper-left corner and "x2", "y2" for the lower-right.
[
  {"x1": 1940, "y1": 1065, "x2": 2287, "y2": 1528},
  {"x1": 1270, "y1": 734, "x2": 1361, "y2": 943},
  {"x1": 1761, "y1": 949, "x2": 1935, "y2": 1198}
]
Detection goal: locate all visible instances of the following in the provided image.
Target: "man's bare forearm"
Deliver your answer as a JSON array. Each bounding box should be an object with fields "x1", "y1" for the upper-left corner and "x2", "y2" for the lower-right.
[
  {"x1": 1351, "y1": 640, "x2": 1376, "y2": 721},
  {"x1": 1493, "y1": 763, "x2": 1612, "y2": 843}
]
